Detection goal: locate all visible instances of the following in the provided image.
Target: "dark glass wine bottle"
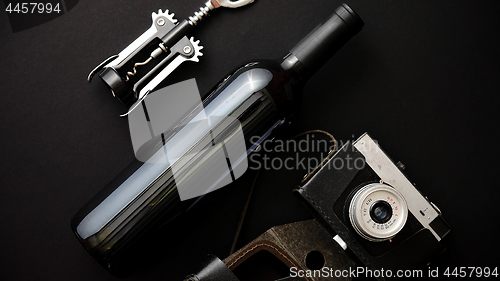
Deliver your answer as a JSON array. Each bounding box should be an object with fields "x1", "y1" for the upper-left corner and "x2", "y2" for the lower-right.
[{"x1": 72, "y1": 3, "x2": 363, "y2": 275}]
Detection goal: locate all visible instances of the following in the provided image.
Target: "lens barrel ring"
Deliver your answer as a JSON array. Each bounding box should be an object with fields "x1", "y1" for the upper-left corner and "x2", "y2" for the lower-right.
[{"x1": 349, "y1": 183, "x2": 408, "y2": 242}]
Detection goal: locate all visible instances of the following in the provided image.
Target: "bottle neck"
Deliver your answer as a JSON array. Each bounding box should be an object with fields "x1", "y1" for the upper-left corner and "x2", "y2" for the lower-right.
[
  {"x1": 280, "y1": 4, "x2": 364, "y2": 80},
  {"x1": 280, "y1": 52, "x2": 310, "y2": 81}
]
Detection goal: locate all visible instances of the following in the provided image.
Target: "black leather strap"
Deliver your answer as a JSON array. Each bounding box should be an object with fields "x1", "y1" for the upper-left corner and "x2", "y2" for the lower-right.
[{"x1": 184, "y1": 255, "x2": 240, "y2": 281}]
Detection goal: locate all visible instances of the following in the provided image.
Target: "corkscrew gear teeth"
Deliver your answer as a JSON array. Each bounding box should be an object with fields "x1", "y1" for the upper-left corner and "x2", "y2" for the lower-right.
[
  {"x1": 152, "y1": 9, "x2": 178, "y2": 24},
  {"x1": 189, "y1": 37, "x2": 204, "y2": 62}
]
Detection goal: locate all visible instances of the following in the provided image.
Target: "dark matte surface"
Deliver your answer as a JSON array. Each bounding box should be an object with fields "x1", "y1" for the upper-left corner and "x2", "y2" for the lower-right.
[{"x1": 1, "y1": 0, "x2": 499, "y2": 280}]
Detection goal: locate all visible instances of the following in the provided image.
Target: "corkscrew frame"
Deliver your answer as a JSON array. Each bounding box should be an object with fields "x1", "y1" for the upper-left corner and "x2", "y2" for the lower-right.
[
  {"x1": 87, "y1": 0, "x2": 255, "y2": 114},
  {"x1": 87, "y1": 9, "x2": 179, "y2": 84}
]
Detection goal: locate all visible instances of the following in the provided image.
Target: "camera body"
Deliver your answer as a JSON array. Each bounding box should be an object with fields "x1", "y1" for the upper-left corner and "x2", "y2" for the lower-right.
[{"x1": 295, "y1": 133, "x2": 451, "y2": 280}]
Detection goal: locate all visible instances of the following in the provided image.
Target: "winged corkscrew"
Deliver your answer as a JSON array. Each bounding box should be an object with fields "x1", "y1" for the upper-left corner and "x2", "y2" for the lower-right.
[{"x1": 87, "y1": 0, "x2": 255, "y2": 116}]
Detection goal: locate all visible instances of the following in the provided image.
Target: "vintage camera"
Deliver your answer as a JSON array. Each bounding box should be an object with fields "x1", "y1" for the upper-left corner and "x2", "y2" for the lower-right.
[{"x1": 295, "y1": 133, "x2": 451, "y2": 280}]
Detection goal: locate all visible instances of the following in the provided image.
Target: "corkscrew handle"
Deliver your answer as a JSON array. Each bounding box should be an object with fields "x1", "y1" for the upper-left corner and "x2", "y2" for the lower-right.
[{"x1": 213, "y1": 0, "x2": 254, "y2": 8}]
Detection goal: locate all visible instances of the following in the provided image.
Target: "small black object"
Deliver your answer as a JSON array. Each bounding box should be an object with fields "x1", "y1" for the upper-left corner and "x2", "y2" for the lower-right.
[{"x1": 184, "y1": 255, "x2": 240, "y2": 281}]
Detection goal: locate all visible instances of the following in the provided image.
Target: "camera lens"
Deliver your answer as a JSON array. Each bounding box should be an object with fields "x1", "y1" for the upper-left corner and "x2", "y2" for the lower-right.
[
  {"x1": 370, "y1": 201, "x2": 393, "y2": 224},
  {"x1": 349, "y1": 183, "x2": 408, "y2": 242}
]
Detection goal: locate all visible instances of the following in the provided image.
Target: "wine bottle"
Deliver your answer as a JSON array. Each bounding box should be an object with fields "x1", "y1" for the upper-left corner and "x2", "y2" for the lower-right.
[{"x1": 72, "y1": 3, "x2": 363, "y2": 275}]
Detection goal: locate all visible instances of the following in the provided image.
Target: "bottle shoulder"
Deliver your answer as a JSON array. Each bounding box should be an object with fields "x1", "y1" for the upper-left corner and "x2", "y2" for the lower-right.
[{"x1": 231, "y1": 59, "x2": 305, "y2": 84}]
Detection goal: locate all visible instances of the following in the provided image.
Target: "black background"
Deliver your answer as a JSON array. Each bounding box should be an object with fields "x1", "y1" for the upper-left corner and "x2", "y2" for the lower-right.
[{"x1": 1, "y1": 0, "x2": 500, "y2": 280}]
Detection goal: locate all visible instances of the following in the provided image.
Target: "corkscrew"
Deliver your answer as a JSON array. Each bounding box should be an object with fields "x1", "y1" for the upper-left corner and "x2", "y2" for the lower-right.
[{"x1": 87, "y1": 0, "x2": 255, "y2": 116}]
